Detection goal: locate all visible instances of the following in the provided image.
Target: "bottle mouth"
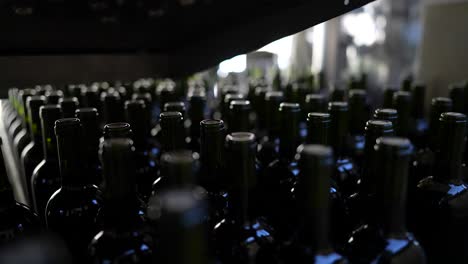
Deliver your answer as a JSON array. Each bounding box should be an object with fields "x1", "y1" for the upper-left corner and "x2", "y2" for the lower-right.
[
  {"x1": 55, "y1": 118, "x2": 80, "y2": 135},
  {"x1": 300, "y1": 144, "x2": 333, "y2": 159},
  {"x1": 229, "y1": 100, "x2": 251, "y2": 111},
  {"x1": 375, "y1": 136, "x2": 413, "y2": 156},
  {"x1": 227, "y1": 132, "x2": 255, "y2": 143},
  {"x1": 307, "y1": 112, "x2": 330, "y2": 122},
  {"x1": 440, "y1": 112, "x2": 466, "y2": 123},
  {"x1": 280, "y1": 102, "x2": 301, "y2": 112},
  {"x1": 366, "y1": 120, "x2": 393, "y2": 131},
  {"x1": 201, "y1": 119, "x2": 224, "y2": 129},
  {"x1": 40, "y1": 105, "x2": 62, "y2": 120},
  {"x1": 328, "y1": 101, "x2": 348, "y2": 112},
  {"x1": 160, "y1": 111, "x2": 183, "y2": 120},
  {"x1": 266, "y1": 91, "x2": 284, "y2": 101}
]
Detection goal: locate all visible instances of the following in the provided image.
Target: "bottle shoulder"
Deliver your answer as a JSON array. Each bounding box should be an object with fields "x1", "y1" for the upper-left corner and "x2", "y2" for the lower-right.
[
  {"x1": 31, "y1": 160, "x2": 59, "y2": 181},
  {"x1": 373, "y1": 235, "x2": 426, "y2": 264},
  {"x1": 0, "y1": 202, "x2": 41, "y2": 243},
  {"x1": 46, "y1": 186, "x2": 103, "y2": 211}
]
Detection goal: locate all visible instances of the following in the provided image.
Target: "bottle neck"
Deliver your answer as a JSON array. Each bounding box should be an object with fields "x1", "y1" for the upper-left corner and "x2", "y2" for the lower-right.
[
  {"x1": 188, "y1": 98, "x2": 206, "y2": 140},
  {"x1": 434, "y1": 117, "x2": 465, "y2": 183},
  {"x1": 329, "y1": 111, "x2": 348, "y2": 157},
  {"x1": 200, "y1": 123, "x2": 226, "y2": 191},
  {"x1": 160, "y1": 114, "x2": 185, "y2": 152},
  {"x1": 41, "y1": 118, "x2": 58, "y2": 161},
  {"x1": 297, "y1": 150, "x2": 332, "y2": 251},
  {"x1": 375, "y1": 139, "x2": 412, "y2": 238},
  {"x1": 81, "y1": 117, "x2": 100, "y2": 175},
  {"x1": 307, "y1": 115, "x2": 329, "y2": 145},
  {"x1": 227, "y1": 136, "x2": 257, "y2": 225},
  {"x1": 29, "y1": 115, "x2": 42, "y2": 144},
  {"x1": 279, "y1": 110, "x2": 300, "y2": 161},
  {"x1": 57, "y1": 131, "x2": 85, "y2": 188}
]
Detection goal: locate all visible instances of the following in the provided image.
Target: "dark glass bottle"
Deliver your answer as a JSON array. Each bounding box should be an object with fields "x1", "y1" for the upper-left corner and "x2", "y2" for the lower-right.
[
  {"x1": 45, "y1": 90, "x2": 64, "y2": 105},
  {"x1": 373, "y1": 108, "x2": 398, "y2": 126},
  {"x1": 450, "y1": 84, "x2": 465, "y2": 113},
  {"x1": 346, "y1": 137, "x2": 426, "y2": 264},
  {"x1": 382, "y1": 86, "x2": 398, "y2": 108},
  {"x1": 282, "y1": 145, "x2": 348, "y2": 264},
  {"x1": 199, "y1": 119, "x2": 228, "y2": 226},
  {"x1": 154, "y1": 189, "x2": 214, "y2": 264},
  {"x1": 159, "y1": 111, "x2": 186, "y2": 153},
  {"x1": 88, "y1": 138, "x2": 152, "y2": 263},
  {"x1": 306, "y1": 112, "x2": 330, "y2": 145},
  {"x1": 228, "y1": 100, "x2": 251, "y2": 133},
  {"x1": 221, "y1": 93, "x2": 244, "y2": 121},
  {"x1": 21, "y1": 96, "x2": 46, "y2": 205},
  {"x1": 163, "y1": 101, "x2": 186, "y2": 117},
  {"x1": 76, "y1": 108, "x2": 102, "y2": 185},
  {"x1": 156, "y1": 83, "x2": 176, "y2": 113},
  {"x1": 45, "y1": 118, "x2": 103, "y2": 262},
  {"x1": 330, "y1": 87, "x2": 347, "y2": 102},
  {"x1": 410, "y1": 83, "x2": 429, "y2": 148},
  {"x1": 253, "y1": 87, "x2": 269, "y2": 131},
  {"x1": 68, "y1": 84, "x2": 84, "y2": 104},
  {"x1": 413, "y1": 112, "x2": 468, "y2": 264},
  {"x1": 348, "y1": 120, "x2": 394, "y2": 227},
  {"x1": 411, "y1": 97, "x2": 453, "y2": 186},
  {"x1": 12, "y1": 89, "x2": 36, "y2": 158},
  {"x1": 263, "y1": 102, "x2": 301, "y2": 239},
  {"x1": 101, "y1": 91, "x2": 124, "y2": 124},
  {"x1": 59, "y1": 97, "x2": 79, "y2": 118},
  {"x1": 82, "y1": 86, "x2": 101, "y2": 112},
  {"x1": 214, "y1": 132, "x2": 278, "y2": 264},
  {"x1": 328, "y1": 101, "x2": 360, "y2": 198},
  {"x1": 187, "y1": 91, "x2": 207, "y2": 152},
  {"x1": 304, "y1": 93, "x2": 327, "y2": 114},
  {"x1": 31, "y1": 105, "x2": 62, "y2": 219},
  {"x1": 125, "y1": 100, "x2": 158, "y2": 200},
  {"x1": 392, "y1": 91, "x2": 413, "y2": 137},
  {"x1": 0, "y1": 138, "x2": 40, "y2": 245},
  {"x1": 258, "y1": 91, "x2": 284, "y2": 168},
  {"x1": 348, "y1": 89, "x2": 369, "y2": 164}
]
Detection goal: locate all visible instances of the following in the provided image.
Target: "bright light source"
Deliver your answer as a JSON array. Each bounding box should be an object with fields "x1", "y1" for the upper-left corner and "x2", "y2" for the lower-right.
[
  {"x1": 217, "y1": 54, "x2": 247, "y2": 77},
  {"x1": 259, "y1": 36, "x2": 294, "y2": 70},
  {"x1": 342, "y1": 12, "x2": 379, "y2": 46}
]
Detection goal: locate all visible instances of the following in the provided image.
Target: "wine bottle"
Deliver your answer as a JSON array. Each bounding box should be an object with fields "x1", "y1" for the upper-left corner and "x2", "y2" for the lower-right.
[
  {"x1": 21, "y1": 96, "x2": 46, "y2": 205},
  {"x1": 374, "y1": 108, "x2": 398, "y2": 126},
  {"x1": 262, "y1": 102, "x2": 301, "y2": 239},
  {"x1": 187, "y1": 91, "x2": 207, "y2": 152},
  {"x1": 306, "y1": 112, "x2": 330, "y2": 145},
  {"x1": 349, "y1": 120, "x2": 394, "y2": 227},
  {"x1": 11, "y1": 89, "x2": 35, "y2": 139},
  {"x1": 163, "y1": 101, "x2": 186, "y2": 118},
  {"x1": 45, "y1": 118, "x2": 103, "y2": 262},
  {"x1": 392, "y1": 91, "x2": 413, "y2": 137},
  {"x1": 88, "y1": 138, "x2": 152, "y2": 263},
  {"x1": 101, "y1": 91, "x2": 124, "y2": 124},
  {"x1": 199, "y1": 119, "x2": 228, "y2": 226},
  {"x1": 125, "y1": 100, "x2": 158, "y2": 200},
  {"x1": 103, "y1": 122, "x2": 132, "y2": 139},
  {"x1": 0, "y1": 137, "x2": 40, "y2": 245},
  {"x1": 31, "y1": 105, "x2": 62, "y2": 219},
  {"x1": 228, "y1": 100, "x2": 251, "y2": 133},
  {"x1": 81, "y1": 86, "x2": 101, "y2": 112},
  {"x1": 450, "y1": 84, "x2": 465, "y2": 113},
  {"x1": 304, "y1": 93, "x2": 327, "y2": 114},
  {"x1": 258, "y1": 91, "x2": 284, "y2": 167},
  {"x1": 12, "y1": 90, "x2": 36, "y2": 161},
  {"x1": 59, "y1": 97, "x2": 79, "y2": 118},
  {"x1": 154, "y1": 189, "x2": 213, "y2": 264},
  {"x1": 413, "y1": 112, "x2": 468, "y2": 264},
  {"x1": 159, "y1": 111, "x2": 185, "y2": 153},
  {"x1": 410, "y1": 97, "x2": 453, "y2": 186},
  {"x1": 382, "y1": 86, "x2": 398, "y2": 108},
  {"x1": 75, "y1": 108, "x2": 101, "y2": 185},
  {"x1": 328, "y1": 101, "x2": 359, "y2": 198},
  {"x1": 156, "y1": 83, "x2": 176, "y2": 113},
  {"x1": 348, "y1": 89, "x2": 369, "y2": 164},
  {"x1": 221, "y1": 93, "x2": 244, "y2": 121},
  {"x1": 282, "y1": 145, "x2": 348, "y2": 264},
  {"x1": 410, "y1": 83, "x2": 429, "y2": 148},
  {"x1": 213, "y1": 132, "x2": 279, "y2": 264},
  {"x1": 330, "y1": 87, "x2": 347, "y2": 102},
  {"x1": 45, "y1": 90, "x2": 64, "y2": 105},
  {"x1": 346, "y1": 137, "x2": 426, "y2": 264},
  {"x1": 253, "y1": 86, "x2": 269, "y2": 131}
]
